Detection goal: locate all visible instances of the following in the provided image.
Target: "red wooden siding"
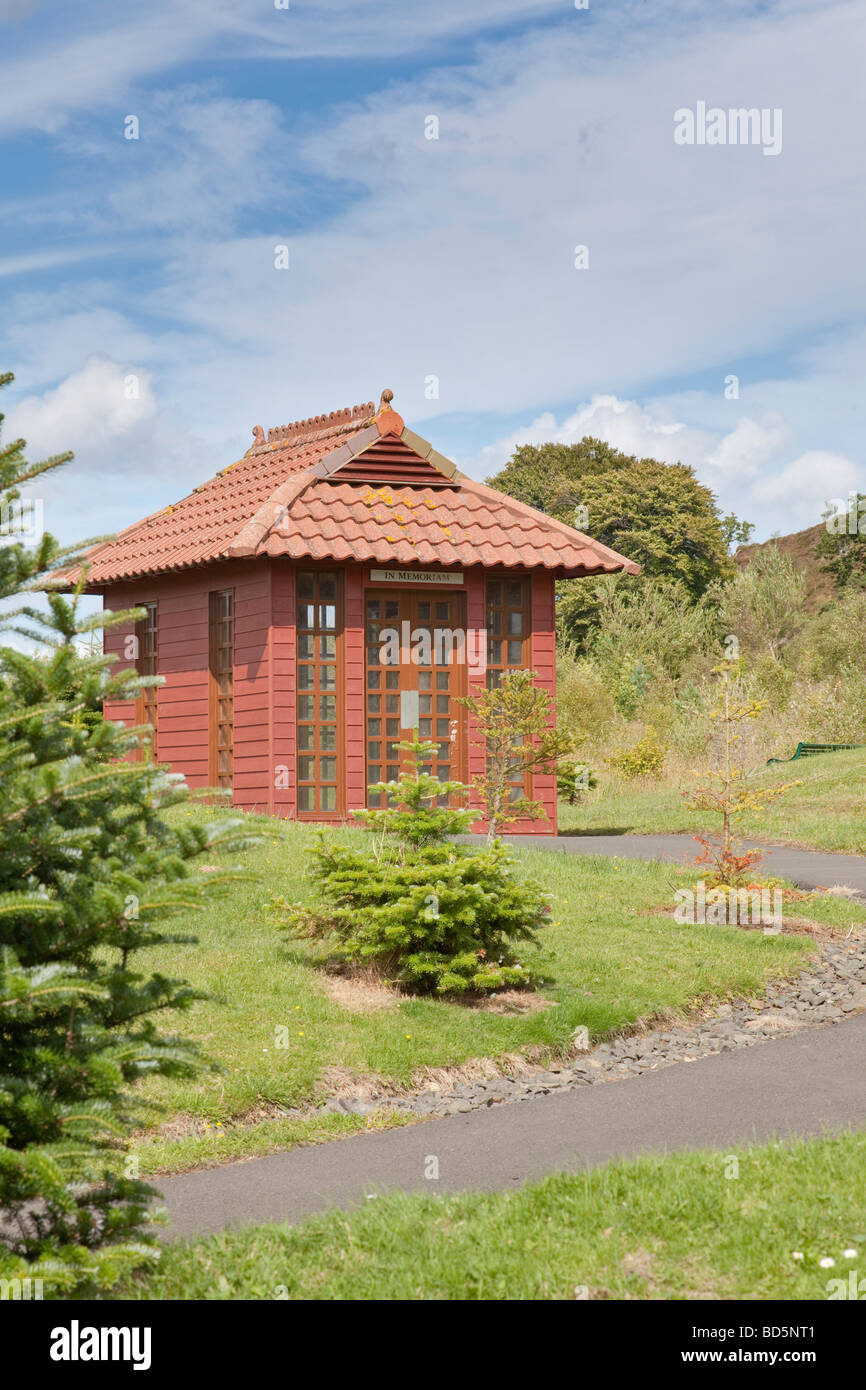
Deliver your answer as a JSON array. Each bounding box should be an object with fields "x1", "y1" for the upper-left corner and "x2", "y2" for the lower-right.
[
  {"x1": 101, "y1": 561, "x2": 273, "y2": 811},
  {"x1": 100, "y1": 558, "x2": 559, "y2": 832},
  {"x1": 231, "y1": 565, "x2": 272, "y2": 811}
]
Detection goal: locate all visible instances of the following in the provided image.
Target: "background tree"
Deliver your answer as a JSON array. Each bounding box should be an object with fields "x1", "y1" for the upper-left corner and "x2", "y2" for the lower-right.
[
  {"x1": 582, "y1": 577, "x2": 714, "y2": 689},
  {"x1": 488, "y1": 439, "x2": 744, "y2": 600},
  {"x1": 816, "y1": 494, "x2": 866, "y2": 591},
  {"x1": 707, "y1": 543, "x2": 807, "y2": 662},
  {"x1": 489, "y1": 438, "x2": 748, "y2": 653},
  {"x1": 487, "y1": 437, "x2": 638, "y2": 517},
  {"x1": 0, "y1": 371, "x2": 253, "y2": 1294}
]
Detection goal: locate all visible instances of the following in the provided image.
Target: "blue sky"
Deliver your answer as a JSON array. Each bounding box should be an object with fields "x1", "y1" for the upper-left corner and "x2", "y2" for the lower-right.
[{"x1": 1, "y1": 0, "x2": 863, "y2": 549}]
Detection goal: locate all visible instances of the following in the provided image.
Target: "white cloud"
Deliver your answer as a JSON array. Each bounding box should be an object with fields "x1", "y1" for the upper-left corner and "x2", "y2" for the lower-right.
[
  {"x1": 464, "y1": 395, "x2": 713, "y2": 477},
  {"x1": 1, "y1": 0, "x2": 864, "y2": 549},
  {"x1": 105, "y1": 91, "x2": 291, "y2": 233},
  {"x1": 121, "y1": 0, "x2": 866, "y2": 431},
  {"x1": 0, "y1": 0, "x2": 572, "y2": 136},
  {"x1": 752, "y1": 449, "x2": 861, "y2": 522},
  {"x1": 6, "y1": 356, "x2": 155, "y2": 457},
  {"x1": 0, "y1": 248, "x2": 109, "y2": 278},
  {"x1": 704, "y1": 415, "x2": 791, "y2": 480}
]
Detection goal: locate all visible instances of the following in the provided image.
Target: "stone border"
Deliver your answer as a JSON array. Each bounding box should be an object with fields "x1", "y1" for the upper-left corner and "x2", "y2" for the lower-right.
[{"x1": 322, "y1": 934, "x2": 866, "y2": 1119}]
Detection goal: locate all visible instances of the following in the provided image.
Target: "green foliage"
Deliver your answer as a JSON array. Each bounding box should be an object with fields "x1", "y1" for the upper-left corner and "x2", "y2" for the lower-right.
[
  {"x1": 608, "y1": 727, "x2": 666, "y2": 780},
  {"x1": 708, "y1": 544, "x2": 807, "y2": 662},
  {"x1": 556, "y1": 760, "x2": 597, "y2": 804},
  {"x1": 0, "y1": 371, "x2": 257, "y2": 1294},
  {"x1": 816, "y1": 495, "x2": 866, "y2": 591},
  {"x1": 456, "y1": 669, "x2": 574, "y2": 838},
  {"x1": 721, "y1": 512, "x2": 755, "y2": 551},
  {"x1": 795, "y1": 589, "x2": 866, "y2": 681},
  {"x1": 486, "y1": 437, "x2": 636, "y2": 516},
  {"x1": 277, "y1": 738, "x2": 550, "y2": 995},
  {"x1": 588, "y1": 578, "x2": 714, "y2": 684},
  {"x1": 555, "y1": 648, "x2": 615, "y2": 743}
]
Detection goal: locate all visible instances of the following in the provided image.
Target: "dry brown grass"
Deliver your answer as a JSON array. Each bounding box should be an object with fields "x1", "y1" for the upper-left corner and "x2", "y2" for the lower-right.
[
  {"x1": 743, "y1": 1014, "x2": 807, "y2": 1032},
  {"x1": 319, "y1": 967, "x2": 401, "y2": 1013}
]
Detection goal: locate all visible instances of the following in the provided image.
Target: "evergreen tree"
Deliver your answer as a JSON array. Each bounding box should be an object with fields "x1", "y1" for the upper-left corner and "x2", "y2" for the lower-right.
[
  {"x1": 278, "y1": 738, "x2": 550, "y2": 995},
  {"x1": 0, "y1": 371, "x2": 254, "y2": 1294},
  {"x1": 456, "y1": 670, "x2": 574, "y2": 839}
]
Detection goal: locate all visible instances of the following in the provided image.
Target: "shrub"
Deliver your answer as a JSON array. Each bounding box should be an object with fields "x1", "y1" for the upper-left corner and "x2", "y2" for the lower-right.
[
  {"x1": 588, "y1": 577, "x2": 715, "y2": 684},
  {"x1": 795, "y1": 590, "x2": 866, "y2": 681},
  {"x1": 557, "y1": 760, "x2": 597, "y2": 804},
  {"x1": 707, "y1": 543, "x2": 806, "y2": 662},
  {"x1": 607, "y1": 727, "x2": 666, "y2": 780},
  {"x1": 277, "y1": 739, "x2": 551, "y2": 996},
  {"x1": 555, "y1": 649, "x2": 615, "y2": 746}
]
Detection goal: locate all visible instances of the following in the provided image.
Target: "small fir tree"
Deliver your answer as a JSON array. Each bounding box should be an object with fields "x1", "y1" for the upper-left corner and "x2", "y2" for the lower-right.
[
  {"x1": 685, "y1": 660, "x2": 799, "y2": 887},
  {"x1": 456, "y1": 669, "x2": 575, "y2": 840},
  {"x1": 557, "y1": 760, "x2": 597, "y2": 804},
  {"x1": 277, "y1": 738, "x2": 551, "y2": 995}
]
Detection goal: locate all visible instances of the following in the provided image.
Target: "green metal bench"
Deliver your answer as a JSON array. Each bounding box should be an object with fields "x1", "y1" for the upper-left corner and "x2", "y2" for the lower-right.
[{"x1": 767, "y1": 742, "x2": 864, "y2": 764}]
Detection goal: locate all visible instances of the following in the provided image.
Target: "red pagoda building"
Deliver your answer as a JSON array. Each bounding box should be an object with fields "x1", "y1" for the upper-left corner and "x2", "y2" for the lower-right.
[{"x1": 71, "y1": 390, "x2": 638, "y2": 833}]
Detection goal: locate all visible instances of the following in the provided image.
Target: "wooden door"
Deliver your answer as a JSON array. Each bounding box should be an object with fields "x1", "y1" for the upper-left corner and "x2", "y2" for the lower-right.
[{"x1": 364, "y1": 589, "x2": 468, "y2": 806}]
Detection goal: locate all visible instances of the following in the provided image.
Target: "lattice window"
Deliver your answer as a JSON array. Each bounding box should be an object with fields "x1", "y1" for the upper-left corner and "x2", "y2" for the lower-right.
[
  {"x1": 135, "y1": 601, "x2": 158, "y2": 760},
  {"x1": 485, "y1": 577, "x2": 531, "y2": 803},
  {"x1": 296, "y1": 571, "x2": 342, "y2": 816},
  {"x1": 485, "y1": 577, "x2": 529, "y2": 686},
  {"x1": 209, "y1": 590, "x2": 234, "y2": 792}
]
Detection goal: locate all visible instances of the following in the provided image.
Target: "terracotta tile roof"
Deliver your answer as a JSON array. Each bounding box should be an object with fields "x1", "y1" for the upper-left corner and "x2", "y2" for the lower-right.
[{"x1": 65, "y1": 391, "x2": 639, "y2": 585}]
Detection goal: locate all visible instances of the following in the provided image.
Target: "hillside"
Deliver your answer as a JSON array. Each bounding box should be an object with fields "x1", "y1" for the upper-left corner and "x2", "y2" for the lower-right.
[{"x1": 734, "y1": 522, "x2": 836, "y2": 612}]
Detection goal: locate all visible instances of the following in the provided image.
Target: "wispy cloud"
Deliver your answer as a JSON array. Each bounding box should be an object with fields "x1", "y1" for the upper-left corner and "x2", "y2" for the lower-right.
[{"x1": 1, "y1": 0, "x2": 863, "y2": 547}]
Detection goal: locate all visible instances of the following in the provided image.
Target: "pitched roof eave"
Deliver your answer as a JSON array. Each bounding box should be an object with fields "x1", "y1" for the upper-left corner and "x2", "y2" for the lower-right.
[
  {"x1": 451, "y1": 473, "x2": 641, "y2": 575},
  {"x1": 56, "y1": 389, "x2": 642, "y2": 585}
]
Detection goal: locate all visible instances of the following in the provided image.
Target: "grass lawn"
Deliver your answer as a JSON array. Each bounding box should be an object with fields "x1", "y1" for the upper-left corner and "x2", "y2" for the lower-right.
[
  {"x1": 129, "y1": 809, "x2": 866, "y2": 1175},
  {"x1": 559, "y1": 747, "x2": 866, "y2": 854},
  {"x1": 118, "y1": 1132, "x2": 866, "y2": 1300}
]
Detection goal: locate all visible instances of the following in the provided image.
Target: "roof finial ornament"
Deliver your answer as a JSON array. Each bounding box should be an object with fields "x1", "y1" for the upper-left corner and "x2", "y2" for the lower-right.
[
  {"x1": 378, "y1": 388, "x2": 394, "y2": 412},
  {"x1": 252, "y1": 425, "x2": 265, "y2": 447}
]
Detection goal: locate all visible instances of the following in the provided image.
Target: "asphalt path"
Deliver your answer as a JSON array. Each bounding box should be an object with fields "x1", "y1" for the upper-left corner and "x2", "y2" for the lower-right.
[
  {"x1": 155, "y1": 1012, "x2": 866, "y2": 1241},
  {"x1": 475, "y1": 832, "x2": 866, "y2": 895}
]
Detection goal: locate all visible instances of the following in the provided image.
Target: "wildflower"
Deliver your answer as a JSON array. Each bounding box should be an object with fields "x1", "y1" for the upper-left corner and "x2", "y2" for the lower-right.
[{"x1": 819, "y1": 1257, "x2": 835, "y2": 1268}]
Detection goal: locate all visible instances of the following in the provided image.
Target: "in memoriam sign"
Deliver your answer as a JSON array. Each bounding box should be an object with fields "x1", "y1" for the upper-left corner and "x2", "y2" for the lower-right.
[{"x1": 369, "y1": 569, "x2": 464, "y2": 585}]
